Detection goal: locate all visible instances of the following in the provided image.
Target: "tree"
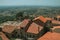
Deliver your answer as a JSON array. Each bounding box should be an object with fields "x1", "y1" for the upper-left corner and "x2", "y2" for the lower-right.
[{"x1": 16, "y1": 12, "x2": 23, "y2": 21}]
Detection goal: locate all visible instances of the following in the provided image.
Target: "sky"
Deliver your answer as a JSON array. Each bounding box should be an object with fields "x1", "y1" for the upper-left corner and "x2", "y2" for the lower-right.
[{"x1": 0, "y1": 0, "x2": 60, "y2": 6}]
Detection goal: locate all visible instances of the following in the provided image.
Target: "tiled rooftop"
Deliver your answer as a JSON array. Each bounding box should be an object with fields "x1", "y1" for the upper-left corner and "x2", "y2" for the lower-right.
[
  {"x1": 33, "y1": 16, "x2": 47, "y2": 23},
  {"x1": 27, "y1": 22, "x2": 43, "y2": 34},
  {"x1": 37, "y1": 32, "x2": 60, "y2": 40},
  {"x1": 0, "y1": 32, "x2": 9, "y2": 40},
  {"x1": 2, "y1": 25, "x2": 16, "y2": 33},
  {"x1": 0, "y1": 16, "x2": 60, "y2": 40},
  {"x1": 17, "y1": 19, "x2": 30, "y2": 29}
]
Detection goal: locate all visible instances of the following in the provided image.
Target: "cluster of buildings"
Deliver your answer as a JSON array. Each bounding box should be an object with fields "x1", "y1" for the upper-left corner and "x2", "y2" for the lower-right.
[{"x1": 0, "y1": 16, "x2": 60, "y2": 40}]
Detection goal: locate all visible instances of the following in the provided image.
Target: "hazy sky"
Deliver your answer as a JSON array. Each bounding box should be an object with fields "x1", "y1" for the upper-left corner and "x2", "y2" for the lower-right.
[{"x1": 0, "y1": 0, "x2": 60, "y2": 6}]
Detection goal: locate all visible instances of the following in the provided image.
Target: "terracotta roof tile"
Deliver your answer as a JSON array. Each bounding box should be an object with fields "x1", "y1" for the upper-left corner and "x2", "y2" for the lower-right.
[
  {"x1": 27, "y1": 22, "x2": 43, "y2": 34},
  {"x1": 34, "y1": 16, "x2": 47, "y2": 23},
  {"x1": 52, "y1": 26, "x2": 60, "y2": 33},
  {"x1": 37, "y1": 32, "x2": 60, "y2": 40},
  {"x1": 53, "y1": 26, "x2": 60, "y2": 29},
  {"x1": 57, "y1": 16, "x2": 60, "y2": 18},
  {"x1": 52, "y1": 20, "x2": 60, "y2": 24},
  {"x1": 2, "y1": 25, "x2": 16, "y2": 33},
  {"x1": 17, "y1": 19, "x2": 30, "y2": 29},
  {"x1": 45, "y1": 17, "x2": 52, "y2": 20},
  {"x1": 0, "y1": 32, "x2": 9, "y2": 40}
]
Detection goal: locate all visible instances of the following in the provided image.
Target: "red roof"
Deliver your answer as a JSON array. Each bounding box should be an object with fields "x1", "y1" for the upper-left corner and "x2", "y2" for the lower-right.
[
  {"x1": 17, "y1": 19, "x2": 30, "y2": 29},
  {"x1": 0, "y1": 32, "x2": 9, "y2": 40},
  {"x1": 37, "y1": 32, "x2": 60, "y2": 40},
  {"x1": 45, "y1": 17, "x2": 52, "y2": 20},
  {"x1": 2, "y1": 25, "x2": 16, "y2": 33},
  {"x1": 57, "y1": 16, "x2": 60, "y2": 18},
  {"x1": 34, "y1": 16, "x2": 47, "y2": 23},
  {"x1": 52, "y1": 20, "x2": 60, "y2": 24},
  {"x1": 52, "y1": 26, "x2": 60, "y2": 32},
  {"x1": 53, "y1": 26, "x2": 60, "y2": 29},
  {"x1": 27, "y1": 22, "x2": 43, "y2": 34}
]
